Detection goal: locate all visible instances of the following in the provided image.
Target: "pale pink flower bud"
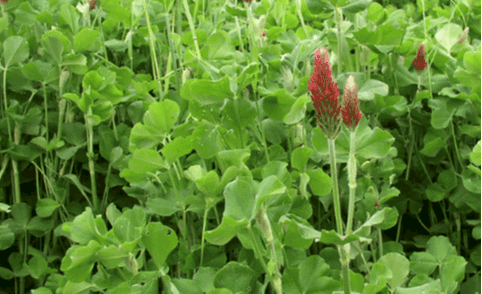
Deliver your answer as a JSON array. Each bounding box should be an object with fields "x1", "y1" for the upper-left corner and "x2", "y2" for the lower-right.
[
  {"x1": 457, "y1": 27, "x2": 469, "y2": 44},
  {"x1": 341, "y1": 76, "x2": 362, "y2": 131}
]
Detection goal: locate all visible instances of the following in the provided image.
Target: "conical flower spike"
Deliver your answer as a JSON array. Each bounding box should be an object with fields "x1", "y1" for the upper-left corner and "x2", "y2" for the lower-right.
[
  {"x1": 457, "y1": 27, "x2": 469, "y2": 44},
  {"x1": 342, "y1": 76, "x2": 362, "y2": 131},
  {"x1": 413, "y1": 43, "x2": 427, "y2": 72},
  {"x1": 308, "y1": 48, "x2": 342, "y2": 139}
]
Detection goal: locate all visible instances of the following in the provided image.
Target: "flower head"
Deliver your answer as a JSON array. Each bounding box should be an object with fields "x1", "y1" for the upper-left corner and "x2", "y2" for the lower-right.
[
  {"x1": 89, "y1": 0, "x2": 97, "y2": 9},
  {"x1": 308, "y1": 48, "x2": 341, "y2": 139},
  {"x1": 341, "y1": 76, "x2": 362, "y2": 131},
  {"x1": 0, "y1": 0, "x2": 8, "y2": 4},
  {"x1": 413, "y1": 43, "x2": 427, "y2": 72},
  {"x1": 457, "y1": 27, "x2": 469, "y2": 44}
]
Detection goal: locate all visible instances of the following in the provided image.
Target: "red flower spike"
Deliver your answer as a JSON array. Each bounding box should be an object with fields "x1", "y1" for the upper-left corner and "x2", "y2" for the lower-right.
[
  {"x1": 308, "y1": 48, "x2": 342, "y2": 139},
  {"x1": 457, "y1": 27, "x2": 469, "y2": 44},
  {"x1": 413, "y1": 43, "x2": 427, "y2": 72},
  {"x1": 89, "y1": 0, "x2": 97, "y2": 9},
  {"x1": 0, "y1": 0, "x2": 8, "y2": 4},
  {"x1": 342, "y1": 76, "x2": 362, "y2": 130}
]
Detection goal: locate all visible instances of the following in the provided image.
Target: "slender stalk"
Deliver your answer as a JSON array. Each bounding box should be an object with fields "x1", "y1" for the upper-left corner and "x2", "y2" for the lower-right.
[
  {"x1": 389, "y1": 53, "x2": 400, "y2": 95},
  {"x1": 377, "y1": 228, "x2": 383, "y2": 259},
  {"x1": 335, "y1": 8, "x2": 343, "y2": 77},
  {"x1": 328, "y1": 139, "x2": 343, "y2": 234},
  {"x1": 296, "y1": 0, "x2": 308, "y2": 38},
  {"x1": 254, "y1": 93, "x2": 270, "y2": 163},
  {"x1": 247, "y1": 226, "x2": 281, "y2": 294},
  {"x1": 395, "y1": 214, "x2": 402, "y2": 243},
  {"x1": 181, "y1": 0, "x2": 201, "y2": 59},
  {"x1": 340, "y1": 245, "x2": 351, "y2": 294},
  {"x1": 256, "y1": 206, "x2": 282, "y2": 294},
  {"x1": 450, "y1": 121, "x2": 463, "y2": 169},
  {"x1": 85, "y1": 117, "x2": 99, "y2": 212},
  {"x1": 346, "y1": 131, "x2": 357, "y2": 235},
  {"x1": 168, "y1": 168, "x2": 189, "y2": 250},
  {"x1": 355, "y1": 16, "x2": 360, "y2": 73},
  {"x1": 329, "y1": 138, "x2": 350, "y2": 294},
  {"x1": 405, "y1": 110, "x2": 414, "y2": 180},
  {"x1": 420, "y1": 0, "x2": 433, "y2": 99},
  {"x1": 200, "y1": 207, "x2": 209, "y2": 267},
  {"x1": 142, "y1": 0, "x2": 163, "y2": 99}
]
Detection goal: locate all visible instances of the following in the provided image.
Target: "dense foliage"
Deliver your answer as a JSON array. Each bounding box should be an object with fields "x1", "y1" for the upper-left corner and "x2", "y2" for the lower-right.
[{"x1": 0, "y1": 0, "x2": 480, "y2": 293}]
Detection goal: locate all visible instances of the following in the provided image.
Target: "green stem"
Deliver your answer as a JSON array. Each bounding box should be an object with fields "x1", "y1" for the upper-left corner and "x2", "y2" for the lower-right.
[
  {"x1": 335, "y1": 8, "x2": 343, "y2": 77},
  {"x1": 355, "y1": 16, "x2": 360, "y2": 73},
  {"x1": 42, "y1": 84, "x2": 50, "y2": 157},
  {"x1": 165, "y1": 15, "x2": 181, "y2": 91},
  {"x1": 247, "y1": 225, "x2": 281, "y2": 294},
  {"x1": 352, "y1": 241, "x2": 370, "y2": 273},
  {"x1": 254, "y1": 93, "x2": 270, "y2": 163},
  {"x1": 346, "y1": 131, "x2": 357, "y2": 235},
  {"x1": 181, "y1": 0, "x2": 201, "y2": 59},
  {"x1": 296, "y1": 0, "x2": 308, "y2": 38},
  {"x1": 450, "y1": 121, "x2": 463, "y2": 170},
  {"x1": 328, "y1": 139, "x2": 343, "y2": 234},
  {"x1": 389, "y1": 53, "x2": 400, "y2": 95},
  {"x1": 200, "y1": 207, "x2": 209, "y2": 267},
  {"x1": 256, "y1": 206, "x2": 283, "y2": 294},
  {"x1": 378, "y1": 228, "x2": 383, "y2": 259},
  {"x1": 168, "y1": 168, "x2": 189, "y2": 249},
  {"x1": 416, "y1": 214, "x2": 431, "y2": 233},
  {"x1": 405, "y1": 110, "x2": 414, "y2": 180},
  {"x1": 420, "y1": 0, "x2": 433, "y2": 99},
  {"x1": 142, "y1": 0, "x2": 163, "y2": 99},
  {"x1": 340, "y1": 244, "x2": 351, "y2": 294},
  {"x1": 395, "y1": 214, "x2": 402, "y2": 243},
  {"x1": 85, "y1": 117, "x2": 99, "y2": 212}
]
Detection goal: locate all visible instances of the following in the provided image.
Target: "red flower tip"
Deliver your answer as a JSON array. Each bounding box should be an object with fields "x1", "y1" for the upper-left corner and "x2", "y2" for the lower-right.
[
  {"x1": 457, "y1": 27, "x2": 469, "y2": 44},
  {"x1": 374, "y1": 200, "x2": 380, "y2": 209},
  {"x1": 342, "y1": 76, "x2": 362, "y2": 130},
  {"x1": 0, "y1": 0, "x2": 8, "y2": 4},
  {"x1": 89, "y1": 0, "x2": 97, "y2": 9},
  {"x1": 413, "y1": 43, "x2": 427, "y2": 72},
  {"x1": 262, "y1": 31, "x2": 266, "y2": 37},
  {"x1": 243, "y1": 0, "x2": 253, "y2": 2},
  {"x1": 308, "y1": 48, "x2": 341, "y2": 139}
]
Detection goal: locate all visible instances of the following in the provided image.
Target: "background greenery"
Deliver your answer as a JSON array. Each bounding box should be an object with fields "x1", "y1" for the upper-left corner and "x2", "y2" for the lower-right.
[{"x1": 0, "y1": 0, "x2": 480, "y2": 293}]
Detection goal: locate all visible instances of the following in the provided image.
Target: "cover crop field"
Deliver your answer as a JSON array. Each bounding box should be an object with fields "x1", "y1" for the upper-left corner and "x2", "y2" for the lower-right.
[{"x1": 0, "y1": 0, "x2": 480, "y2": 293}]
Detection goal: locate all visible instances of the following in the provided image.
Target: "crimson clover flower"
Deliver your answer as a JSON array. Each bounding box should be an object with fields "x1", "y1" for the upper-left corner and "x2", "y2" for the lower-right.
[
  {"x1": 413, "y1": 43, "x2": 427, "y2": 72},
  {"x1": 0, "y1": 0, "x2": 8, "y2": 4},
  {"x1": 308, "y1": 47, "x2": 342, "y2": 139},
  {"x1": 457, "y1": 27, "x2": 469, "y2": 44},
  {"x1": 89, "y1": 0, "x2": 97, "y2": 9},
  {"x1": 341, "y1": 76, "x2": 362, "y2": 131}
]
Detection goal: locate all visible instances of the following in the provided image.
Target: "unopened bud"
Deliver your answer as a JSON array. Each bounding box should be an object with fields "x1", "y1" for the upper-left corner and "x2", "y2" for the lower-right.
[
  {"x1": 457, "y1": 27, "x2": 469, "y2": 44},
  {"x1": 341, "y1": 76, "x2": 362, "y2": 131},
  {"x1": 335, "y1": 8, "x2": 343, "y2": 25},
  {"x1": 282, "y1": 67, "x2": 294, "y2": 92},
  {"x1": 182, "y1": 67, "x2": 193, "y2": 85},
  {"x1": 60, "y1": 69, "x2": 70, "y2": 93},
  {"x1": 125, "y1": 252, "x2": 138, "y2": 275}
]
